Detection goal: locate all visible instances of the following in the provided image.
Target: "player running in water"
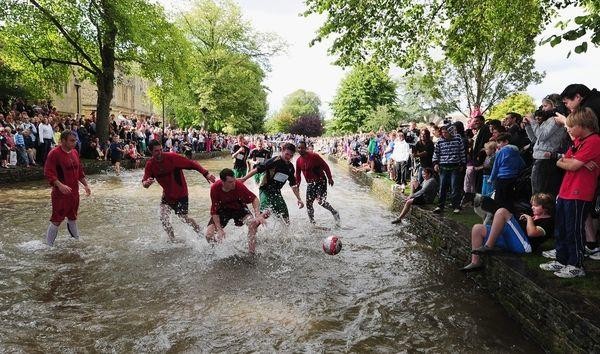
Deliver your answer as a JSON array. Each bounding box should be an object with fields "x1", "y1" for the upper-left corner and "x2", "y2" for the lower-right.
[
  {"x1": 241, "y1": 142, "x2": 304, "y2": 223},
  {"x1": 142, "y1": 140, "x2": 216, "y2": 240},
  {"x1": 231, "y1": 135, "x2": 250, "y2": 178},
  {"x1": 206, "y1": 168, "x2": 268, "y2": 254},
  {"x1": 248, "y1": 139, "x2": 272, "y2": 184},
  {"x1": 44, "y1": 130, "x2": 91, "y2": 246},
  {"x1": 295, "y1": 141, "x2": 340, "y2": 225}
]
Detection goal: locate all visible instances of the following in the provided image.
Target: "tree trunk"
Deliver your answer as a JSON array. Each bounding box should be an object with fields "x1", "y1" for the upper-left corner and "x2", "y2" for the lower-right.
[{"x1": 95, "y1": 70, "x2": 114, "y2": 142}]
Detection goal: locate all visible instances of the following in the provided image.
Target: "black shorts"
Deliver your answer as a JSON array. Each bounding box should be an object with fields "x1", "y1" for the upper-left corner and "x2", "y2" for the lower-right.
[
  {"x1": 161, "y1": 196, "x2": 189, "y2": 215},
  {"x1": 208, "y1": 207, "x2": 252, "y2": 227},
  {"x1": 306, "y1": 180, "x2": 327, "y2": 202},
  {"x1": 412, "y1": 195, "x2": 427, "y2": 205},
  {"x1": 110, "y1": 156, "x2": 122, "y2": 165}
]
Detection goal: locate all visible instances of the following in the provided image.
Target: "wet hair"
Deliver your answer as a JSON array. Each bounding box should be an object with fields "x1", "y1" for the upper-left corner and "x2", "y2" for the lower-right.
[
  {"x1": 219, "y1": 168, "x2": 235, "y2": 180},
  {"x1": 566, "y1": 107, "x2": 599, "y2": 133},
  {"x1": 531, "y1": 193, "x2": 554, "y2": 214},
  {"x1": 60, "y1": 129, "x2": 76, "y2": 141},
  {"x1": 282, "y1": 142, "x2": 296, "y2": 153},
  {"x1": 148, "y1": 139, "x2": 162, "y2": 150},
  {"x1": 496, "y1": 133, "x2": 511, "y2": 143},
  {"x1": 561, "y1": 84, "x2": 591, "y2": 100}
]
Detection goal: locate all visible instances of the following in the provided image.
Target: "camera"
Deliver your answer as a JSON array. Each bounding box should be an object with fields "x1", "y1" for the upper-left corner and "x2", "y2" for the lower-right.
[{"x1": 533, "y1": 106, "x2": 557, "y2": 121}]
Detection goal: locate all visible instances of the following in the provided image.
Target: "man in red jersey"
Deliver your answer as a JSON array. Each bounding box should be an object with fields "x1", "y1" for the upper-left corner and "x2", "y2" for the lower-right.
[
  {"x1": 206, "y1": 168, "x2": 268, "y2": 254},
  {"x1": 142, "y1": 140, "x2": 216, "y2": 240},
  {"x1": 295, "y1": 141, "x2": 340, "y2": 225},
  {"x1": 44, "y1": 130, "x2": 91, "y2": 246}
]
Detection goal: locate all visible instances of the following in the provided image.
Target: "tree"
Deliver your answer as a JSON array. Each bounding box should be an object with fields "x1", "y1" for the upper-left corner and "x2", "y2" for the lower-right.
[
  {"x1": 543, "y1": 0, "x2": 600, "y2": 55},
  {"x1": 330, "y1": 63, "x2": 398, "y2": 134},
  {"x1": 487, "y1": 93, "x2": 537, "y2": 120},
  {"x1": 289, "y1": 115, "x2": 324, "y2": 137},
  {"x1": 280, "y1": 89, "x2": 322, "y2": 118},
  {"x1": 155, "y1": 0, "x2": 282, "y2": 133},
  {"x1": 362, "y1": 105, "x2": 400, "y2": 132},
  {"x1": 305, "y1": 0, "x2": 546, "y2": 117},
  {"x1": 0, "y1": 0, "x2": 181, "y2": 141},
  {"x1": 265, "y1": 110, "x2": 296, "y2": 133}
]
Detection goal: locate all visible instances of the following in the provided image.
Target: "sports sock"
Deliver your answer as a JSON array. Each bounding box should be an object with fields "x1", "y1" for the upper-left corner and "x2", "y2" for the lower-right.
[
  {"x1": 66, "y1": 219, "x2": 80, "y2": 239},
  {"x1": 46, "y1": 223, "x2": 59, "y2": 246}
]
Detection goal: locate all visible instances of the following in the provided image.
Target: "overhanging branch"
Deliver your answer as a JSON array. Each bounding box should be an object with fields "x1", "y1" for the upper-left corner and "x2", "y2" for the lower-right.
[{"x1": 29, "y1": 0, "x2": 101, "y2": 74}]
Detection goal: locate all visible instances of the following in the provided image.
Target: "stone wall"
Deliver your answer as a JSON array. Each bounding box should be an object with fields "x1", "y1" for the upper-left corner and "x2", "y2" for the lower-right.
[{"x1": 329, "y1": 155, "x2": 600, "y2": 353}]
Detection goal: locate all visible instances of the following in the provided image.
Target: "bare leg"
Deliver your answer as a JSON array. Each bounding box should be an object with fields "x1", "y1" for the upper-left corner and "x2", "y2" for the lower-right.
[
  {"x1": 398, "y1": 198, "x2": 414, "y2": 220},
  {"x1": 247, "y1": 220, "x2": 258, "y2": 254},
  {"x1": 178, "y1": 214, "x2": 202, "y2": 235},
  {"x1": 585, "y1": 215, "x2": 598, "y2": 243},
  {"x1": 470, "y1": 224, "x2": 487, "y2": 264},
  {"x1": 159, "y1": 204, "x2": 175, "y2": 240},
  {"x1": 483, "y1": 208, "x2": 512, "y2": 248}
]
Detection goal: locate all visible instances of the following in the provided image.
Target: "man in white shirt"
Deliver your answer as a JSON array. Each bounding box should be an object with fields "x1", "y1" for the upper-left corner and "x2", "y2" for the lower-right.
[
  {"x1": 391, "y1": 132, "x2": 411, "y2": 188},
  {"x1": 38, "y1": 117, "x2": 54, "y2": 164}
]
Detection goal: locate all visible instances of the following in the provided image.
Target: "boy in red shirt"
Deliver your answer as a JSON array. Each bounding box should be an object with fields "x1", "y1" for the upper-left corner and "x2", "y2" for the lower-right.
[
  {"x1": 142, "y1": 140, "x2": 216, "y2": 240},
  {"x1": 540, "y1": 108, "x2": 600, "y2": 278},
  {"x1": 206, "y1": 168, "x2": 268, "y2": 254},
  {"x1": 44, "y1": 130, "x2": 91, "y2": 246}
]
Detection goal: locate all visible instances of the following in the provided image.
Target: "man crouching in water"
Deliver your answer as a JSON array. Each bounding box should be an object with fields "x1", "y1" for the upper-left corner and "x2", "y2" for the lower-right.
[{"x1": 206, "y1": 168, "x2": 268, "y2": 254}]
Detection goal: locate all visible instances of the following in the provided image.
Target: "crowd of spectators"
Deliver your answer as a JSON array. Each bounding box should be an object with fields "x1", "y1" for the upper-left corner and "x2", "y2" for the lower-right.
[{"x1": 317, "y1": 83, "x2": 600, "y2": 278}]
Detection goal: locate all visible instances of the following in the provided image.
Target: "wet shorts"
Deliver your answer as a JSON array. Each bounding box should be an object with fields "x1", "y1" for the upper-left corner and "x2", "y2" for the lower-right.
[
  {"x1": 208, "y1": 207, "x2": 252, "y2": 227},
  {"x1": 50, "y1": 194, "x2": 80, "y2": 223},
  {"x1": 306, "y1": 180, "x2": 328, "y2": 202},
  {"x1": 259, "y1": 190, "x2": 289, "y2": 219},
  {"x1": 161, "y1": 196, "x2": 189, "y2": 215}
]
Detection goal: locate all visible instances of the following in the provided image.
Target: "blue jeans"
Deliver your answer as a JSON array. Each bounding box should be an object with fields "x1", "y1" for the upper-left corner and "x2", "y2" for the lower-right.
[{"x1": 438, "y1": 167, "x2": 462, "y2": 209}]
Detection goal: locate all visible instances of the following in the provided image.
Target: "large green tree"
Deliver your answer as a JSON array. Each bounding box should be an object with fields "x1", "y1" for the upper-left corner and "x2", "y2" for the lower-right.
[
  {"x1": 488, "y1": 93, "x2": 537, "y2": 120},
  {"x1": 330, "y1": 63, "x2": 397, "y2": 134},
  {"x1": 0, "y1": 0, "x2": 181, "y2": 141},
  {"x1": 305, "y1": 0, "x2": 546, "y2": 116},
  {"x1": 156, "y1": 0, "x2": 282, "y2": 133}
]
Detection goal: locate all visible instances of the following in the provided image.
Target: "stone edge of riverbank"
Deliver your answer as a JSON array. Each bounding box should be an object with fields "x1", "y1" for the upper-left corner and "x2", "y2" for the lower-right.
[
  {"x1": 328, "y1": 155, "x2": 600, "y2": 354},
  {"x1": 0, "y1": 151, "x2": 230, "y2": 185}
]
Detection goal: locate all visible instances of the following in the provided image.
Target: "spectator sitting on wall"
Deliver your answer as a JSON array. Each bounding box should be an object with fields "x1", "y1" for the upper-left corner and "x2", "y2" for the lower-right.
[
  {"x1": 391, "y1": 167, "x2": 439, "y2": 224},
  {"x1": 460, "y1": 193, "x2": 555, "y2": 272}
]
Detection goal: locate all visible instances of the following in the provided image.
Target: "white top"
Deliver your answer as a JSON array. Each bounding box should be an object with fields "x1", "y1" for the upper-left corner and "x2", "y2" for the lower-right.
[
  {"x1": 391, "y1": 139, "x2": 411, "y2": 162},
  {"x1": 38, "y1": 123, "x2": 54, "y2": 141}
]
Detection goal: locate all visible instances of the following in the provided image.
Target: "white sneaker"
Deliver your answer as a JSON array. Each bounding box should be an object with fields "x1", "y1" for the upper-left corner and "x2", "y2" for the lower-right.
[
  {"x1": 542, "y1": 249, "x2": 556, "y2": 259},
  {"x1": 590, "y1": 252, "x2": 600, "y2": 261},
  {"x1": 585, "y1": 246, "x2": 600, "y2": 258},
  {"x1": 554, "y1": 265, "x2": 585, "y2": 278},
  {"x1": 539, "y1": 261, "x2": 565, "y2": 272}
]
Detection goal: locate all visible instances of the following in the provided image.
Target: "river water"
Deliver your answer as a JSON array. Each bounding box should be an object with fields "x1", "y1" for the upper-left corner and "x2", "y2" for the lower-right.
[{"x1": 0, "y1": 157, "x2": 540, "y2": 352}]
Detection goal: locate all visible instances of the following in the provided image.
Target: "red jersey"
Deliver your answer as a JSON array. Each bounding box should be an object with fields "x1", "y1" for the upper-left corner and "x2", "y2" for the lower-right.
[
  {"x1": 558, "y1": 133, "x2": 600, "y2": 201},
  {"x1": 210, "y1": 180, "x2": 256, "y2": 215},
  {"x1": 44, "y1": 146, "x2": 85, "y2": 196},
  {"x1": 295, "y1": 151, "x2": 333, "y2": 185},
  {"x1": 143, "y1": 152, "x2": 209, "y2": 203}
]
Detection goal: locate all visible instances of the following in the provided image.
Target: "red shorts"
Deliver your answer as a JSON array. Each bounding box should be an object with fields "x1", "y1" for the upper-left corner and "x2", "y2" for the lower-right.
[{"x1": 50, "y1": 194, "x2": 80, "y2": 223}]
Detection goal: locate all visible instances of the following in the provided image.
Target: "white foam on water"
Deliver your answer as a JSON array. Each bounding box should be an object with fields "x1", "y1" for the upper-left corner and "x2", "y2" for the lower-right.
[{"x1": 16, "y1": 239, "x2": 49, "y2": 252}]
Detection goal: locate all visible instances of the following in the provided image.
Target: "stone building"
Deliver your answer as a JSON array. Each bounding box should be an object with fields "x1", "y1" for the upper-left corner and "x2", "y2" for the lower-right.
[{"x1": 52, "y1": 74, "x2": 157, "y2": 118}]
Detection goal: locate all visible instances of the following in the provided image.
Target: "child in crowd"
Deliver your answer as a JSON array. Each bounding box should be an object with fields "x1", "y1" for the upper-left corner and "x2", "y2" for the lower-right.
[
  {"x1": 488, "y1": 133, "x2": 524, "y2": 212},
  {"x1": 539, "y1": 108, "x2": 600, "y2": 278},
  {"x1": 476, "y1": 141, "x2": 497, "y2": 196},
  {"x1": 460, "y1": 193, "x2": 555, "y2": 272}
]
